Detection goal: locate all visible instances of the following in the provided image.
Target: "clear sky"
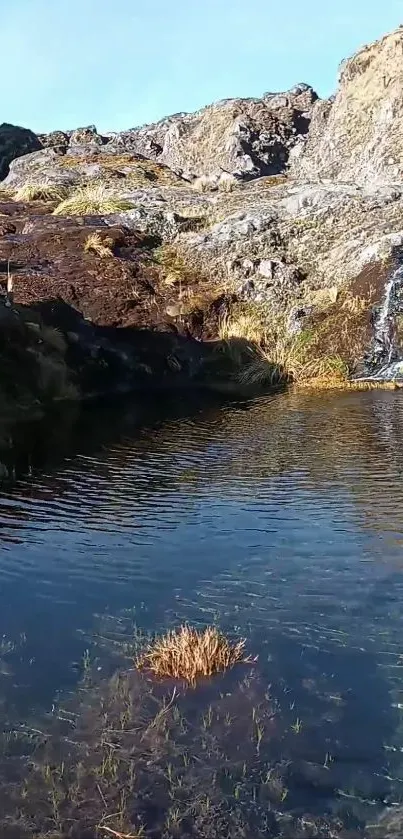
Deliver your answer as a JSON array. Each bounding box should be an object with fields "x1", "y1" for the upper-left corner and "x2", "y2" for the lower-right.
[{"x1": 3, "y1": 1, "x2": 403, "y2": 133}]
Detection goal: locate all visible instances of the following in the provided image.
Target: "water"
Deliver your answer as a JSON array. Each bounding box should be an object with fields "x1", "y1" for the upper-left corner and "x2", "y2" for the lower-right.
[
  {"x1": 2, "y1": 390, "x2": 403, "y2": 836},
  {"x1": 362, "y1": 264, "x2": 403, "y2": 380}
]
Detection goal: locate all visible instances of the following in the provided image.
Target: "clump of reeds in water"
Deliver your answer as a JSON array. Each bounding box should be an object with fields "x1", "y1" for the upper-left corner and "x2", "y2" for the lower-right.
[{"x1": 138, "y1": 624, "x2": 250, "y2": 685}]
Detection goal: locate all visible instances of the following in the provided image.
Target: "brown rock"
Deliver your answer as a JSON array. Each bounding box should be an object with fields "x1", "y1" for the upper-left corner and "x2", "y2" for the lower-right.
[{"x1": 0, "y1": 220, "x2": 16, "y2": 236}]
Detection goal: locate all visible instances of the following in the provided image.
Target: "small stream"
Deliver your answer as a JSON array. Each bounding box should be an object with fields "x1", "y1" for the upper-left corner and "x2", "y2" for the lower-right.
[
  {"x1": 362, "y1": 263, "x2": 403, "y2": 380},
  {"x1": 1, "y1": 390, "x2": 403, "y2": 836}
]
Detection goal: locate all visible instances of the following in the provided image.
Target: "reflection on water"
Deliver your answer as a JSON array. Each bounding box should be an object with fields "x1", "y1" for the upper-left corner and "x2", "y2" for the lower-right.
[{"x1": 1, "y1": 390, "x2": 403, "y2": 834}]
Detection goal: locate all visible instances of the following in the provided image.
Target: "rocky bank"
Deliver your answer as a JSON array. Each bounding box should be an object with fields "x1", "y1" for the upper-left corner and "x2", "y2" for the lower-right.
[{"x1": 2, "y1": 26, "x2": 403, "y2": 417}]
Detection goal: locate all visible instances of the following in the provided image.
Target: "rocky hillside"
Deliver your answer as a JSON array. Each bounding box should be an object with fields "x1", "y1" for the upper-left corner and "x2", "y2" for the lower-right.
[
  {"x1": 1, "y1": 26, "x2": 403, "y2": 416},
  {"x1": 294, "y1": 27, "x2": 403, "y2": 184},
  {"x1": 38, "y1": 84, "x2": 317, "y2": 180}
]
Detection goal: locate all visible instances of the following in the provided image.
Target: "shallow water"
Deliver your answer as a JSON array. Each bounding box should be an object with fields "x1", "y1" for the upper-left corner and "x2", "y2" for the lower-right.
[{"x1": 2, "y1": 389, "x2": 403, "y2": 834}]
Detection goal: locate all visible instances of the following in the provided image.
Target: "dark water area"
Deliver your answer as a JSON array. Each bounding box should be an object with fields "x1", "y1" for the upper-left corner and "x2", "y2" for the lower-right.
[{"x1": 2, "y1": 390, "x2": 403, "y2": 836}]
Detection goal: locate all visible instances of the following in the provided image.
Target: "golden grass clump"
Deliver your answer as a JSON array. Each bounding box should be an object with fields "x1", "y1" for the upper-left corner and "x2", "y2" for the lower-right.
[
  {"x1": 192, "y1": 174, "x2": 218, "y2": 193},
  {"x1": 218, "y1": 310, "x2": 267, "y2": 345},
  {"x1": 0, "y1": 184, "x2": 15, "y2": 199},
  {"x1": 218, "y1": 305, "x2": 351, "y2": 387},
  {"x1": 217, "y1": 174, "x2": 237, "y2": 192},
  {"x1": 14, "y1": 182, "x2": 69, "y2": 202},
  {"x1": 84, "y1": 231, "x2": 114, "y2": 257},
  {"x1": 53, "y1": 183, "x2": 134, "y2": 216},
  {"x1": 138, "y1": 624, "x2": 249, "y2": 685},
  {"x1": 236, "y1": 354, "x2": 288, "y2": 387}
]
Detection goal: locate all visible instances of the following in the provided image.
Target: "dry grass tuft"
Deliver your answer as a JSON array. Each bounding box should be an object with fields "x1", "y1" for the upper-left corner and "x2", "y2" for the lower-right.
[
  {"x1": 214, "y1": 337, "x2": 289, "y2": 387},
  {"x1": 84, "y1": 231, "x2": 114, "y2": 258},
  {"x1": 53, "y1": 183, "x2": 134, "y2": 216},
  {"x1": 218, "y1": 305, "x2": 350, "y2": 386},
  {"x1": 0, "y1": 184, "x2": 15, "y2": 199},
  {"x1": 217, "y1": 175, "x2": 237, "y2": 193},
  {"x1": 14, "y1": 182, "x2": 69, "y2": 203},
  {"x1": 271, "y1": 345, "x2": 349, "y2": 384},
  {"x1": 138, "y1": 624, "x2": 250, "y2": 685},
  {"x1": 153, "y1": 244, "x2": 216, "y2": 295},
  {"x1": 192, "y1": 175, "x2": 218, "y2": 193},
  {"x1": 236, "y1": 355, "x2": 289, "y2": 387},
  {"x1": 218, "y1": 310, "x2": 266, "y2": 346}
]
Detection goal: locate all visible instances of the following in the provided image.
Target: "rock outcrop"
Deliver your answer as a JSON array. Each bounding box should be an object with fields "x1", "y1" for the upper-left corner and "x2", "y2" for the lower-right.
[
  {"x1": 294, "y1": 28, "x2": 403, "y2": 184},
  {"x1": 2, "y1": 25, "x2": 403, "y2": 414},
  {"x1": 106, "y1": 84, "x2": 317, "y2": 180},
  {"x1": 38, "y1": 85, "x2": 317, "y2": 181},
  {"x1": 0, "y1": 123, "x2": 42, "y2": 181}
]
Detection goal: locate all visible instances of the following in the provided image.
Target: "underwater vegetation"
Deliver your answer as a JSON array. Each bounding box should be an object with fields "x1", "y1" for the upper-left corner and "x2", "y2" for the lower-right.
[{"x1": 0, "y1": 622, "x2": 395, "y2": 838}]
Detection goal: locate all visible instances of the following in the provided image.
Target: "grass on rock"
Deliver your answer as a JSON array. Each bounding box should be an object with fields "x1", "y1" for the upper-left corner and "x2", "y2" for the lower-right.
[
  {"x1": 218, "y1": 310, "x2": 267, "y2": 346},
  {"x1": 53, "y1": 183, "x2": 134, "y2": 216},
  {"x1": 84, "y1": 231, "x2": 115, "y2": 258},
  {"x1": 218, "y1": 305, "x2": 350, "y2": 386},
  {"x1": 14, "y1": 182, "x2": 69, "y2": 202},
  {"x1": 138, "y1": 624, "x2": 250, "y2": 685},
  {"x1": 236, "y1": 354, "x2": 289, "y2": 387},
  {"x1": 0, "y1": 184, "x2": 15, "y2": 199}
]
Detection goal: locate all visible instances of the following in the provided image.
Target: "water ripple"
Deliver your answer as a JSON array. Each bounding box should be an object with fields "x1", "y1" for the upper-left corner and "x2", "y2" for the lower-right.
[{"x1": 0, "y1": 391, "x2": 403, "y2": 725}]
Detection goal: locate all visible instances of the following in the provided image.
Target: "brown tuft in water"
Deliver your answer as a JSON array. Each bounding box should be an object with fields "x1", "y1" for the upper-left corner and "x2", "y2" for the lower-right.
[{"x1": 138, "y1": 624, "x2": 251, "y2": 685}]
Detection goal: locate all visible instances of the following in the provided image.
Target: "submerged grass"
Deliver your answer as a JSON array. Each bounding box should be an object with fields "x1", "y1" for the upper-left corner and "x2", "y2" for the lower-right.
[
  {"x1": 53, "y1": 183, "x2": 134, "y2": 216},
  {"x1": 138, "y1": 625, "x2": 250, "y2": 685},
  {"x1": 0, "y1": 612, "x2": 387, "y2": 838}
]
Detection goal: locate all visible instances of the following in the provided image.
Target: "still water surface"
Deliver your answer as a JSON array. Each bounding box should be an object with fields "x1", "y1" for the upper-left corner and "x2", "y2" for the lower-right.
[{"x1": 1, "y1": 389, "x2": 403, "y2": 834}]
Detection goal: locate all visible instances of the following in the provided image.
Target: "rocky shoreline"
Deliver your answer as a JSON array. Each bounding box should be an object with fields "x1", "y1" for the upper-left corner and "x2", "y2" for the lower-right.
[{"x1": 2, "y1": 26, "x2": 403, "y2": 419}]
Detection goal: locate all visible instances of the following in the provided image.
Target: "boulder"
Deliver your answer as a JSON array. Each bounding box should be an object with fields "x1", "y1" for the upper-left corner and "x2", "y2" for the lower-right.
[
  {"x1": 0, "y1": 122, "x2": 42, "y2": 181},
  {"x1": 69, "y1": 125, "x2": 108, "y2": 147},
  {"x1": 38, "y1": 129, "x2": 70, "y2": 152},
  {"x1": 3, "y1": 147, "x2": 79, "y2": 189}
]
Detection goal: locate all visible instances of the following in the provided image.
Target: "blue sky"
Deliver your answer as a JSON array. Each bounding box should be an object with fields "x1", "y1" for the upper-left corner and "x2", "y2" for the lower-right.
[{"x1": 3, "y1": 1, "x2": 403, "y2": 133}]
